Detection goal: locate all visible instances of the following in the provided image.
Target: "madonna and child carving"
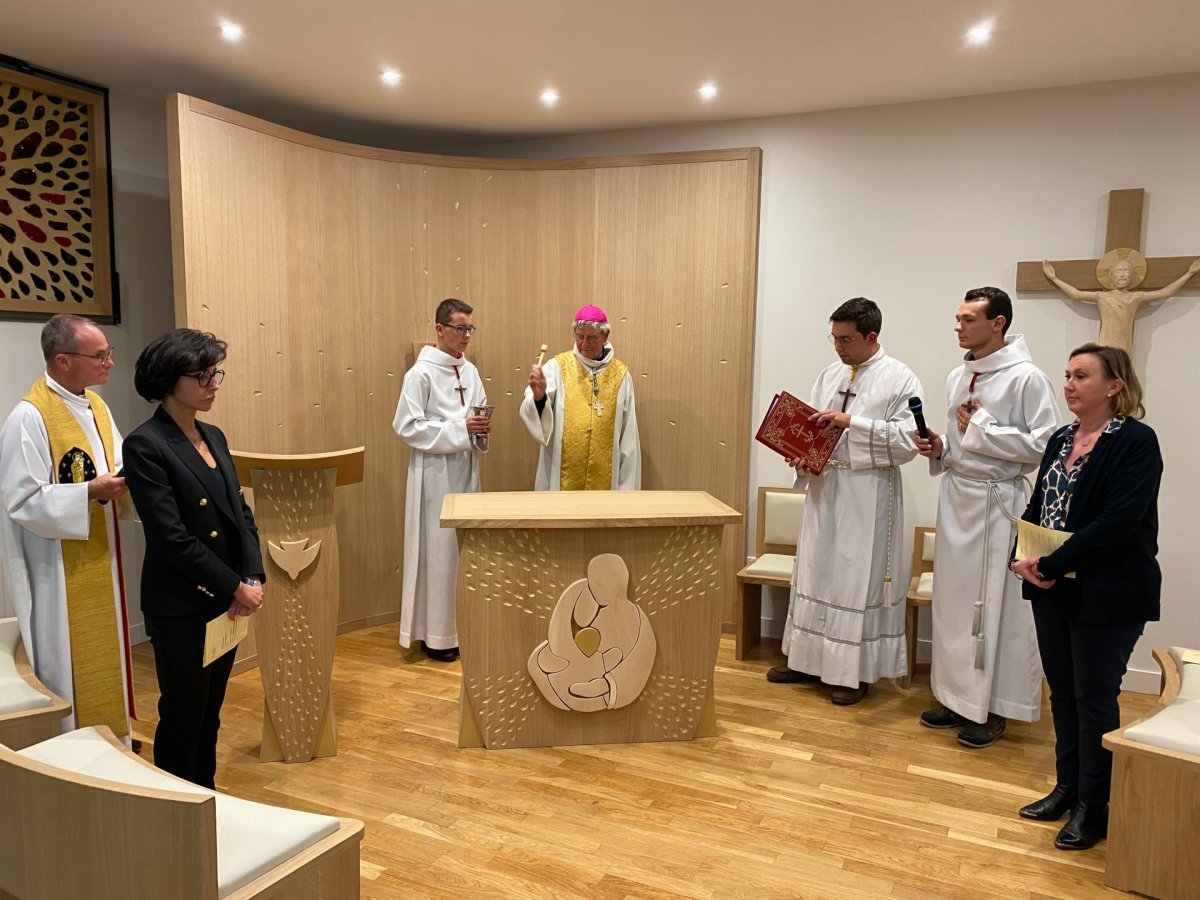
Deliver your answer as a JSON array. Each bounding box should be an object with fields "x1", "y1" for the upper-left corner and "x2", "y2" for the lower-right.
[
  {"x1": 527, "y1": 554, "x2": 657, "y2": 712},
  {"x1": 267, "y1": 537, "x2": 323, "y2": 581}
]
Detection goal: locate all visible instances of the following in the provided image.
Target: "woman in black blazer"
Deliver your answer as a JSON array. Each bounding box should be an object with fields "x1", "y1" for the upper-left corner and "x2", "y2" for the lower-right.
[
  {"x1": 1011, "y1": 343, "x2": 1162, "y2": 851},
  {"x1": 123, "y1": 329, "x2": 265, "y2": 788}
]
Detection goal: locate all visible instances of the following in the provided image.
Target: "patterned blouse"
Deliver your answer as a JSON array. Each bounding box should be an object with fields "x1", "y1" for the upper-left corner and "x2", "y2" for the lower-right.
[{"x1": 1038, "y1": 417, "x2": 1124, "y2": 530}]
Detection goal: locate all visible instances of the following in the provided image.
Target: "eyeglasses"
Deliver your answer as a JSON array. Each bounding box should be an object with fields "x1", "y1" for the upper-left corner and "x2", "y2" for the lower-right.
[
  {"x1": 63, "y1": 348, "x2": 114, "y2": 363},
  {"x1": 827, "y1": 334, "x2": 859, "y2": 346},
  {"x1": 185, "y1": 369, "x2": 225, "y2": 387},
  {"x1": 443, "y1": 324, "x2": 477, "y2": 336}
]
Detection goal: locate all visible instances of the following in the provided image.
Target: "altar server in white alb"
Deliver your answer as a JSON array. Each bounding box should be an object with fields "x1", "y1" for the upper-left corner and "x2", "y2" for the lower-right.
[
  {"x1": 520, "y1": 304, "x2": 640, "y2": 491},
  {"x1": 768, "y1": 298, "x2": 923, "y2": 705},
  {"x1": 394, "y1": 298, "x2": 490, "y2": 662},
  {"x1": 0, "y1": 314, "x2": 134, "y2": 738},
  {"x1": 916, "y1": 287, "x2": 1060, "y2": 749}
]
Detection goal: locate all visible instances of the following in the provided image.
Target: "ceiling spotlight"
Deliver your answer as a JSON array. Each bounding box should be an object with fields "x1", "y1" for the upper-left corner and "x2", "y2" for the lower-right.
[
  {"x1": 698, "y1": 83, "x2": 718, "y2": 101},
  {"x1": 381, "y1": 69, "x2": 402, "y2": 87},
  {"x1": 966, "y1": 21, "x2": 992, "y2": 45},
  {"x1": 219, "y1": 21, "x2": 244, "y2": 42},
  {"x1": 540, "y1": 89, "x2": 559, "y2": 107}
]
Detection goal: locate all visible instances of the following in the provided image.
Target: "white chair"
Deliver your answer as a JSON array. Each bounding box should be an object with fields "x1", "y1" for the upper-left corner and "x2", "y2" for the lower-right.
[
  {"x1": 735, "y1": 486, "x2": 806, "y2": 659},
  {"x1": 902, "y1": 527, "x2": 935, "y2": 689},
  {"x1": 0, "y1": 616, "x2": 70, "y2": 750},
  {"x1": 0, "y1": 726, "x2": 364, "y2": 899}
]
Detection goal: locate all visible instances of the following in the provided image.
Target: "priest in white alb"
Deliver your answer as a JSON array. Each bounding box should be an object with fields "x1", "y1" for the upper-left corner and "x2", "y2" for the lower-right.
[
  {"x1": 0, "y1": 314, "x2": 134, "y2": 739},
  {"x1": 520, "y1": 305, "x2": 640, "y2": 490},
  {"x1": 768, "y1": 298, "x2": 923, "y2": 705},
  {"x1": 394, "y1": 298, "x2": 490, "y2": 662},
  {"x1": 916, "y1": 287, "x2": 1061, "y2": 749}
]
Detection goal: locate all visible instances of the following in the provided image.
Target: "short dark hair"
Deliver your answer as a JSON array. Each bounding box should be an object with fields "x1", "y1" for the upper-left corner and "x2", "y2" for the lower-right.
[
  {"x1": 963, "y1": 286, "x2": 1012, "y2": 335},
  {"x1": 40, "y1": 314, "x2": 91, "y2": 361},
  {"x1": 134, "y1": 329, "x2": 228, "y2": 402},
  {"x1": 829, "y1": 297, "x2": 881, "y2": 337},
  {"x1": 435, "y1": 298, "x2": 473, "y2": 325}
]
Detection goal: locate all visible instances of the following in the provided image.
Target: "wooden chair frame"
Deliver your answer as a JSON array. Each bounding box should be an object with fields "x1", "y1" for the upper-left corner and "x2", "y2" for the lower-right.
[
  {"x1": 902, "y1": 526, "x2": 935, "y2": 689},
  {"x1": 735, "y1": 486, "x2": 803, "y2": 660},
  {"x1": 0, "y1": 638, "x2": 71, "y2": 751},
  {"x1": 1101, "y1": 647, "x2": 1200, "y2": 899},
  {"x1": 0, "y1": 726, "x2": 363, "y2": 899}
]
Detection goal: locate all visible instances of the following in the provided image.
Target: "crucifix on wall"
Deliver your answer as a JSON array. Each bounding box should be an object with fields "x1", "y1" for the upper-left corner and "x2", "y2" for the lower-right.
[{"x1": 1017, "y1": 189, "x2": 1200, "y2": 354}]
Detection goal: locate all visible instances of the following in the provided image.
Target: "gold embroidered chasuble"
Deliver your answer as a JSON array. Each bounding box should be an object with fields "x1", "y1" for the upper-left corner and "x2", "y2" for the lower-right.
[
  {"x1": 22, "y1": 379, "x2": 129, "y2": 736},
  {"x1": 556, "y1": 350, "x2": 628, "y2": 491}
]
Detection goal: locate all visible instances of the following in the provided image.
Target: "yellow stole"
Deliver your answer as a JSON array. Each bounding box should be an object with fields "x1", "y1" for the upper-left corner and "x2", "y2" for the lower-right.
[
  {"x1": 23, "y1": 378, "x2": 128, "y2": 737},
  {"x1": 557, "y1": 351, "x2": 628, "y2": 491}
]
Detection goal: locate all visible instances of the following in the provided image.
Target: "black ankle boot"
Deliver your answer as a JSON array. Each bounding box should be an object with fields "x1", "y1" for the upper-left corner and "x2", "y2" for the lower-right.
[
  {"x1": 1054, "y1": 801, "x2": 1108, "y2": 850},
  {"x1": 1019, "y1": 785, "x2": 1077, "y2": 821}
]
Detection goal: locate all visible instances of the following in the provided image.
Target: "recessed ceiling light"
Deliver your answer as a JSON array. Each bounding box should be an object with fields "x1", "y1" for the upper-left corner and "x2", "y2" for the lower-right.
[
  {"x1": 219, "y1": 21, "x2": 244, "y2": 42},
  {"x1": 966, "y1": 21, "x2": 992, "y2": 45},
  {"x1": 381, "y1": 69, "x2": 402, "y2": 87},
  {"x1": 698, "y1": 83, "x2": 718, "y2": 101},
  {"x1": 540, "y1": 89, "x2": 559, "y2": 107}
]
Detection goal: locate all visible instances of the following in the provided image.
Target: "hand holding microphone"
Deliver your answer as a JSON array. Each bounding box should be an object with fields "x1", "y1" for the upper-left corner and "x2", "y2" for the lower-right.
[{"x1": 909, "y1": 396, "x2": 944, "y2": 460}]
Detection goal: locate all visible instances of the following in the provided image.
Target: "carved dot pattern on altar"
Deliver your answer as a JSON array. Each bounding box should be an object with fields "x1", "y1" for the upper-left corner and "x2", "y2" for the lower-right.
[{"x1": 0, "y1": 80, "x2": 95, "y2": 304}]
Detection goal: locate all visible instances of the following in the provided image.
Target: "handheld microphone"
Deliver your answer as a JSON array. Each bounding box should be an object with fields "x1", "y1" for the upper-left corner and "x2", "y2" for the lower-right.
[{"x1": 908, "y1": 396, "x2": 929, "y2": 439}]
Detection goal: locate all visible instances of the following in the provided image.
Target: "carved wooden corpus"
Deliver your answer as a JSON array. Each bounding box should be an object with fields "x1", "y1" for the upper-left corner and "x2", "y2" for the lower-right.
[{"x1": 232, "y1": 448, "x2": 365, "y2": 764}]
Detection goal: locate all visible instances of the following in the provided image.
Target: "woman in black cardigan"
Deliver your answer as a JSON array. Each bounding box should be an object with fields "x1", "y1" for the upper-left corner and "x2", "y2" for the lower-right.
[
  {"x1": 123, "y1": 329, "x2": 265, "y2": 788},
  {"x1": 1011, "y1": 343, "x2": 1162, "y2": 851}
]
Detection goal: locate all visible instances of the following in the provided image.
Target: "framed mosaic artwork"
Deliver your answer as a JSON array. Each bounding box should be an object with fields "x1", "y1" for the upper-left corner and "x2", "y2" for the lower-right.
[{"x1": 0, "y1": 56, "x2": 117, "y2": 320}]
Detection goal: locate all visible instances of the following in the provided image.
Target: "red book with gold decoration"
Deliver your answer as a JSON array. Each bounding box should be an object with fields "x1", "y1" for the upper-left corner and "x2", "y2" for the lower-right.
[{"x1": 754, "y1": 391, "x2": 843, "y2": 476}]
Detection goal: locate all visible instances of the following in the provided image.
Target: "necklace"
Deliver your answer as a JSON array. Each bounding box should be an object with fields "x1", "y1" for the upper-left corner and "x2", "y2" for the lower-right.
[{"x1": 187, "y1": 432, "x2": 204, "y2": 446}]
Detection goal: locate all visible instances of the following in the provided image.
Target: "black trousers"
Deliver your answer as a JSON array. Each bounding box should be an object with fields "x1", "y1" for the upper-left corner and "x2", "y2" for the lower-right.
[
  {"x1": 144, "y1": 613, "x2": 236, "y2": 789},
  {"x1": 1031, "y1": 601, "x2": 1144, "y2": 805}
]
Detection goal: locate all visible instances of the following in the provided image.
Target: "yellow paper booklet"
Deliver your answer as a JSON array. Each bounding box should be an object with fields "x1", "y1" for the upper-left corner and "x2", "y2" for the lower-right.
[
  {"x1": 203, "y1": 610, "x2": 250, "y2": 667},
  {"x1": 1016, "y1": 519, "x2": 1075, "y2": 579}
]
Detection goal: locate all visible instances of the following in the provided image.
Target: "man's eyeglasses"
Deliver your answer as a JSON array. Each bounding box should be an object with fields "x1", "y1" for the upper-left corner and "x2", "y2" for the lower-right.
[
  {"x1": 443, "y1": 324, "x2": 477, "y2": 336},
  {"x1": 63, "y1": 348, "x2": 115, "y2": 363},
  {"x1": 827, "y1": 334, "x2": 859, "y2": 346},
  {"x1": 185, "y1": 369, "x2": 225, "y2": 387}
]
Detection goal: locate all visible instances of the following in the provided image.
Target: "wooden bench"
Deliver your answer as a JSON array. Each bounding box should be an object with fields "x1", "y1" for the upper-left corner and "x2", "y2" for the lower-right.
[
  {"x1": 902, "y1": 527, "x2": 935, "y2": 689},
  {"x1": 1102, "y1": 646, "x2": 1200, "y2": 899},
  {"x1": 0, "y1": 617, "x2": 70, "y2": 750},
  {"x1": 735, "y1": 486, "x2": 805, "y2": 660},
  {"x1": 0, "y1": 726, "x2": 364, "y2": 899}
]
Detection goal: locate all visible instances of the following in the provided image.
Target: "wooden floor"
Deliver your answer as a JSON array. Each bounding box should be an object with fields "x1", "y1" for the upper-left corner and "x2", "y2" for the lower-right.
[{"x1": 131, "y1": 627, "x2": 1154, "y2": 899}]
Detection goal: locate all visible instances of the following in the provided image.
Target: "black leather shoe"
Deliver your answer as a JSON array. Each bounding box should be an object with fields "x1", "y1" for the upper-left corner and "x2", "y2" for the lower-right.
[
  {"x1": 957, "y1": 714, "x2": 1006, "y2": 748},
  {"x1": 920, "y1": 705, "x2": 968, "y2": 729},
  {"x1": 1054, "y1": 801, "x2": 1108, "y2": 850},
  {"x1": 766, "y1": 666, "x2": 819, "y2": 684},
  {"x1": 830, "y1": 682, "x2": 869, "y2": 705},
  {"x1": 424, "y1": 644, "x2": 459, "y2": 663},
  {"x1": 1020, "y1": 785, "x2": 1077, "y2": 821}
]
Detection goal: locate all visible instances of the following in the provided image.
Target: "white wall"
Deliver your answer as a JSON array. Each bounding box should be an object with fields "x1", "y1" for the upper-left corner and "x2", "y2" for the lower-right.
[
  {"x1": 0, "y1": 91, "x2": 175, "y2": 643},
  {"x1": 457, "y1": 72, "x2": 1200, "y2": 692}
]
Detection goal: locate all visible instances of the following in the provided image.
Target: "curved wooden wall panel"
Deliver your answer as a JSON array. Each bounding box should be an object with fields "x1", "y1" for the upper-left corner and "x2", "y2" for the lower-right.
[{"x1": 167, "y1": 94, "x2": 761, "y2": 628}]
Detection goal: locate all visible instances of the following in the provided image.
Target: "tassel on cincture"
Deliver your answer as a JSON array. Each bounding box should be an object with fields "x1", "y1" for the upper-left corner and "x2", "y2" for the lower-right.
[
  {"x1": 974, "y1": 635, "x2": 987, "y2": 670},
  {"x1": 971, "y1": 602, "x2": 983, "y2": 636}
]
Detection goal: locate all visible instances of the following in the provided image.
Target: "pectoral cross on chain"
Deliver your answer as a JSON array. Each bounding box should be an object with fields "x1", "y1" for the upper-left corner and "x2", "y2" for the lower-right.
[
  {"x1": 590, "y1": 372, "x2": 603, "y2": 417},
  {"x1": 452, "y1": 367, "x2": 467, "y2": 406},
  {"x1": 837, "y1": 364, "x2": 861, "y2": 412}
]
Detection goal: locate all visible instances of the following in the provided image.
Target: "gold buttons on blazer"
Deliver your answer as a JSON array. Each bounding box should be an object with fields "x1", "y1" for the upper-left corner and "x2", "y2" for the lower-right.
[
  {"x1": 209, "y1": 530, "x2": 219, "y2": 538},
  {"x1": 199, "y1": 498, "x2": 208, "y2": 507}
]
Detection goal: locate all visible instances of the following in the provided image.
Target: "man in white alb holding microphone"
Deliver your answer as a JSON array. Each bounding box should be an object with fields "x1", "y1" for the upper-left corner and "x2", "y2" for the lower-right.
[{"x1": 914, "y1": 286, "x2": 1061, "y2": 749}]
